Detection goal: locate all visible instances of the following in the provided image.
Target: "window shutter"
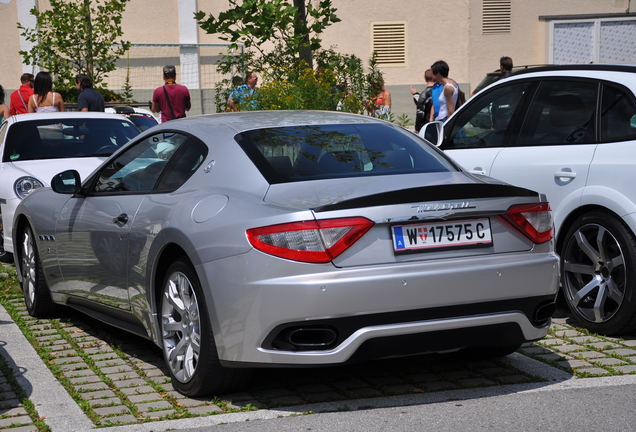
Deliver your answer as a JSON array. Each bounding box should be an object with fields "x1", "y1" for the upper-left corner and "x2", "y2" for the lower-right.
[
  {"x1": 371, "y1": 21, "x2": 407, "y2": 66},
  {"x1": 482, "y1": 0, "x2": 512, "y2": 34}
]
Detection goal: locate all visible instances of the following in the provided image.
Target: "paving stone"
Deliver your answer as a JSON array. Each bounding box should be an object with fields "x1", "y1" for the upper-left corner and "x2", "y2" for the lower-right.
[
  {"x1": 593, "y1": 358, "x2": 626, "y2": 366},
  {"x1": 101, "y1": 365, "x2": 134, "y2": 374},
  {"x1": 1, "y1": 407, "x2": 28, "y2": 417},
  {"x1": 569, "y1": 336, "x2": 603, "y2": 344},
  {"x1": 419, "y1": 381, "x2": 458, "y2": 391},
  {"x1": 69, "y1": 374, "x2": 102, "y2": 385},
  {"x1": 187, "y1": 404, "x2": 224, "y2": 415},
  {"x1": 268, "y1": 395, "x2": 307, "y2": 406},
  {"x1": 119, "y1": 385, "x2": 156, "y2": 396},
  {"x1": 66, "y1": 369, "x2": 95, "y2": 378},
  {"x1": 141, "y1": 367, "x2": 168, "y2": 378},
  {"x1": 554, "y1": 329, "x2": 582, "y2": 337},
  {"x1": 577, "y1": 368, "x2": 612, "y2": 376},
  {"x1": 0, "y1": 383, "x2": 12, "y2": 392},
  {"x1": 51, "y1": 356, "x2": 83, "y2": 365},
  {"x1": 458, "y1": 377, "x2": 496, "y2": 387},
  {"x1": 613, "y1": 365, "x2": 636, "y2": 374},
  {"x1": 331, "y1": 380, "x2": 368, "y2": 391},
  {"x1": 107, "y1": 372, "x2": 141, "y2": 382},
  {"x1": 367, "y1": 376, "x2": 404, "y2": 386},
  {"x1": 78, "y1": 389, "x2": 117, "y2": 400},
  {"x1": 382, "y1": 384, "x2": 416, "y2": 394},
  {"x1": 552, "y1": 344, "x2": 584, "y2": 353},
  {"x1": 620, "y1": 339, "x2": 636, "y2": 347},
  {"x1": 93, "y1": 405, "x2": 131, "y2": 416},
  {"x1": 605, "y1": 348, "x2": 636, "y2": 357},
  {"x1": 90, "y1": 353, "x2": 120, "y2": 361},
  {"x1": 127, "y1": 393, "x2": 163, "y2": 404},
  {"x1": 0, "y1": 424, "x2": 37, "y2": 432},
  {"x1": 77, "y1": 381, "x2": 111, "y2": 392},
  {"x1": 443, "y1": 370, "x2": 471, "y2": 380},
  {"x1": 0, "y1": 415, "x2": 33, "y2": 427},
  {"x1": 574, "y1": 351, "x2": 607, "y2": 359},
  {"x1": 0, "y1": 398, "x2": 20, "y2": 408},
  {"x1": 88, "y1": 397, "x2": 121, "y2": 407},
  {"x1": 556, "y1": 359, "x2": 591, "y2": 369},
  {"x1": 95, "y1": 358, "x2": 127, "y2": 368},
  {"x1": 255, "y1": 387, "x2": 294, "y2": 399},
  {"x1": 495, "y1": 374, "x2": 531, "y2": 384},
  {"x1": 59, "y1": 362, "x2": 90, "y2": 372},
  {"x1": 407, "y1": 373, "x2": 442, "y2": 382},
  {"x1": 113, "y1": 378, "x2": 147, "y2": 388},
  {"x1": 587, "y1": 342, "x2": 621, "y2": 350},
  {"x1": 135, "y1": 400, "x2": 173, "y2": 412},
  {"x1": 100, "y1": 414, "x2": 138, "y2": 425},
  {"x1": 225, "y1": 400, "x2": 264, "y2": 410},
  {"x1": 542, "y1": 338, "x2": 566, "y2": 346},
  {"x1": 139, "y1": 409, "x2": 176, "y2": 419},
  {"x1": 536, "y1": 353, "x2": 569, "y2": 362}
]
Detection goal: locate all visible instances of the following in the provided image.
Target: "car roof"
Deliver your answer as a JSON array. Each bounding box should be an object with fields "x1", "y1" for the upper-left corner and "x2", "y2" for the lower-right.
[
  {"x1": 148, "y1": 110, "x2": 384, "y2": 134},
  {"x1": 511, "y1": 63, "x2": 636, "y2": 77},
  {"x1": 7, "y1": 112, "x2": 136, "y2": 124}
]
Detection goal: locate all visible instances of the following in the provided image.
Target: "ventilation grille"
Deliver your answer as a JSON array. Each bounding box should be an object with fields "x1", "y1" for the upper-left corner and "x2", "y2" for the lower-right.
[
  {"x1": 482, "y1": 0, "x2": 512, "y2": 34},
  {"x1": 371, "y1": 21, "x2": 407, "y2": 66}
]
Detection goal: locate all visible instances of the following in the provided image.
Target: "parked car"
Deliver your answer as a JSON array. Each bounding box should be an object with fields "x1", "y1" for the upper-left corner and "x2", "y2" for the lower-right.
[
  {"x1": 471, "y1": 65, "x2": 547, "y2": 96},
  {"x1": 105, "y1": 106, "x2": 159, "y2": 131},
  {"x1": 0, "y1": 112, "x2": 141, "y2": 263},
  {"x1": 422, "y1": 64, "x2": 636, "y2": 335},
  {"x1": 13, "y1": 111, "x2": 558, "y2": 397}
]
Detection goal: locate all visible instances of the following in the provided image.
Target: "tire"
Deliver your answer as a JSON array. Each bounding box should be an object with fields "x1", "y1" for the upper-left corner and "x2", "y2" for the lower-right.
[
  {"x1": 159, "y1": 258, "x2": 252, "y2": 397},
  {"x1": 561, "y1": 211, "x2": 636, "y2": 335},
  {"x1": 20, "y1": 225, "x2": 59, "y2": 317}
]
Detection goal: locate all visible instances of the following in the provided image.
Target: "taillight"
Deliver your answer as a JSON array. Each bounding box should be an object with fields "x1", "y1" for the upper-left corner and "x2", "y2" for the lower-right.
[
  {"x1": 503, "y1": 202, "x2": 553, "y2": 244},
  {"x1": 246, "y1": 217, "x2": 374, "y2": 263}
]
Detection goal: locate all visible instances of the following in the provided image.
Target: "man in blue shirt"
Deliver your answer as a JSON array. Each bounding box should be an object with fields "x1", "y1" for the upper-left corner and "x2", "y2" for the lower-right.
[
  {"x1": 75, "y1": 74, "x2": 105, "y2": 112},
  {"x1": 228, "y1": 72, "x2": 258, "y2": 111}
]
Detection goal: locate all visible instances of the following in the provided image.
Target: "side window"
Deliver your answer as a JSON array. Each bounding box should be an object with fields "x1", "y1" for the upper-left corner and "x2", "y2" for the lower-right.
[
  {"x1": 517, "y1": 80, "x2": 597, "y2": 146},
  {"x1": 93, "y1": 132, "x2": 188, "y2": 193},
  {"x1": 443, "y1": 82, "x2": 529, "y2": 149},
  {"x1": 600, "y1": 85, "x2": 636, "y2": 142},
  {"x1": 156, "y1": 139, "x2": 207, "y2": 191}
]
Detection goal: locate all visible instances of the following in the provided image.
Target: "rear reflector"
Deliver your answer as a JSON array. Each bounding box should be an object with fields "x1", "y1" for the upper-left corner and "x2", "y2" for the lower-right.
[
  {"x1": 246, "y1": 217, "x2": 374, "y2": 263},
  {"x1": 503, "y1": 203, "x2": 553, "y2": 244}
]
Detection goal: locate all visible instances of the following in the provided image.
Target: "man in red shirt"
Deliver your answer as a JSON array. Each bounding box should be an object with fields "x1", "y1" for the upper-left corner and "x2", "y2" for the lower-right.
[
  {"x1": 151, "y1": 65, "x2": 191, "y2": 122},
  {"x1": 9, "y1": 73, "x2": 35, "y2": 115}
]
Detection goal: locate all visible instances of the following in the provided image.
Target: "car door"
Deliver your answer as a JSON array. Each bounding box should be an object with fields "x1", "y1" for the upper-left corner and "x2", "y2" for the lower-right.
[
  {"x1": 442, "y1": 81, "x2": 531, "y2": 175},
  {"x1": 488, "y1": 79, "x2": 599, "y2": 230},
  {"x1": 54, "y1": 131, "x2": 190, "y2": 309}
]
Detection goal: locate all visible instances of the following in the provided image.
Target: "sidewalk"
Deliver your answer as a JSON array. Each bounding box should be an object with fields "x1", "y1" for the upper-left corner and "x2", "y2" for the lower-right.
[{"x1": 1, "y1": 293, "x2": 636, "y2": 431}]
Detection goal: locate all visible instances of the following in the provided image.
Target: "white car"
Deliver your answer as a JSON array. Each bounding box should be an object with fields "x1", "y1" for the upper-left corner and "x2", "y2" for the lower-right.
[
  {"x1": 421, "y1": 64, "x2": 636, "y2": 335},
  {"x1": 0, "y1": 112, "x2": 140, "y2": 262},
  {"x1": 105, "y1": 106, "x2": 160, "y2": 130}
]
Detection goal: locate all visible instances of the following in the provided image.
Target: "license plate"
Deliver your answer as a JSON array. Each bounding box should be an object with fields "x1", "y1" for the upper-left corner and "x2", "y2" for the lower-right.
[{"x1": 392, "y1": 218, "x2": 492, "y2": 252}]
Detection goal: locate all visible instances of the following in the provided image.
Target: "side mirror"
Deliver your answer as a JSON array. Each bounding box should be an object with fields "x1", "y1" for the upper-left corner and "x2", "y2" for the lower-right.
[
  {"x1": 419, "y1": 121, "x2": 444, "y2": 147},
  {"x1": 51, "y1": 170, "x2": 82, "y2": 195}
]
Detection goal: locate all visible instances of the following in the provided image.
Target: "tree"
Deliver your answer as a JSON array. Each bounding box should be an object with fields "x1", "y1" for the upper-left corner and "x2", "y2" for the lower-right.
[
  {"x1": 195, "y1": 0, "x2": 340, "y2": 69},
  {"x1": 18, "y1": 0, "x2": 131, "y2": 88}
]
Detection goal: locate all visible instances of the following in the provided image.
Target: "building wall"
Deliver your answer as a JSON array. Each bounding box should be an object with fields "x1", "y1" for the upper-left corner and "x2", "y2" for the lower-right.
[{"x1": 1, "y1": 0, "x2": 635, "y2": 118}]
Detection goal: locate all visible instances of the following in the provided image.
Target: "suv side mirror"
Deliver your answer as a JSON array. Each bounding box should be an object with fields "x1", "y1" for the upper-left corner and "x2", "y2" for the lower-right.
[
  {"x1": 51, "y1": 170, "x2": 82, "y2": 195},
  {"x1": 419, "y1": 121, "x2": 444, "y2": 146}
]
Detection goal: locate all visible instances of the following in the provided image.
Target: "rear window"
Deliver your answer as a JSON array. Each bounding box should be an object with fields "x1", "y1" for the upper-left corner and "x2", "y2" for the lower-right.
[
  {"x1": 236, "y1": 124, "x2": 456, "y2": 184},
  {"x1": 4, "y1": 118, "x2": 140, "y2": 162}
]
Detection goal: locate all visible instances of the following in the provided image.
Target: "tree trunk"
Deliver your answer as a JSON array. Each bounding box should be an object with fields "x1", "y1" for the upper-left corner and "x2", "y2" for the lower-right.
[{"x1": 293, "y1": 0, "x2": 313, "y2": 69}]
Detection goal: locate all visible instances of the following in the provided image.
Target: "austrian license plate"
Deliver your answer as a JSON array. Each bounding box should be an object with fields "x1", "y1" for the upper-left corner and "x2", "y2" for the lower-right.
[{"x1": 392, "y1": 218, "x2": 492, "y2": 252}]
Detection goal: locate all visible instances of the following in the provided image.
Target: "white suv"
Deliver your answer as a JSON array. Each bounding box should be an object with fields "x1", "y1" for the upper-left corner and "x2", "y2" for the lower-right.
[{"x1": 422, "y1": 64, "x2": 636, "y2": 335}]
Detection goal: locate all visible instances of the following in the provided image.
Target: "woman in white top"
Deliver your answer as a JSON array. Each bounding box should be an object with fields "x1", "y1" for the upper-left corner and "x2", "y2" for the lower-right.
[
  {"x1": 27, "y1": 71, "x2": 65, "y2": 113},
  {"x1": 431, "y1": 60, "x2": 458, "y2": 122}
]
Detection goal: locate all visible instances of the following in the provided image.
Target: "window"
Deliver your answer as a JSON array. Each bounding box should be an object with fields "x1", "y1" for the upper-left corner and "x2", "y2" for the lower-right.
[
  {"x1": 443, "y1": 82, "x2": 529, "y2": 149},
  {"x1": 482, "y1": 0, "x2": 512, "y2": 34},
  {"x1": 600, "y1": 85, "x2": 636, "y2": 142},
  {"x1": 371, "y1": 21, "x2": 406, "y2": 66},
  {"x1": 92, "y1": 132, "x2": 205, "y2": 193},
  {"x1": 517, "y1": 80, "x2": 597, "y2": 146},
  {"x1": 236, "y1": 124, "x2": 455, "y2": 184}
]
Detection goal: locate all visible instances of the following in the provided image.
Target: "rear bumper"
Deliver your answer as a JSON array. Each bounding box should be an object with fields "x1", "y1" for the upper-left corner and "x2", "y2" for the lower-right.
[{"x1": 199, "y1": 248, "x2": 559, "y2": 365}]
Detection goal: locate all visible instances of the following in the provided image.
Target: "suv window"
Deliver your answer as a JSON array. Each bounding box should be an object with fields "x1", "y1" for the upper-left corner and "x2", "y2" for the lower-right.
[
  {"x1": 443, "y1": 82, "x2": 529, "y2": 149},
  {"x1": 600, "y1": 85, "x2": 636, "y2": 142},
  {"x1": 517, "y1": 80, "x2": 597, "y2": 146}
]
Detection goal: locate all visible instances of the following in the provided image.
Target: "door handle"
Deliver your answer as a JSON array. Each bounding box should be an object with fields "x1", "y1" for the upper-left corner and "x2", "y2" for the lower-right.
[
  {"x1": 469, "y1": 169, "x2": 487, "y2": 175},
  {"x1": 112, "y1": 213, "x2": 129, "y2": 225},
  {"x1": 554, "y1": 171, "x2": 576, "y2": 179}
]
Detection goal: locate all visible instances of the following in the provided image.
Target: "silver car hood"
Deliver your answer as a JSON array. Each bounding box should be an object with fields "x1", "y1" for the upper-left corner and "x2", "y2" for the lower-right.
[{"x1": 264, "y1": 172, "x2": 485, "y2": 209}]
